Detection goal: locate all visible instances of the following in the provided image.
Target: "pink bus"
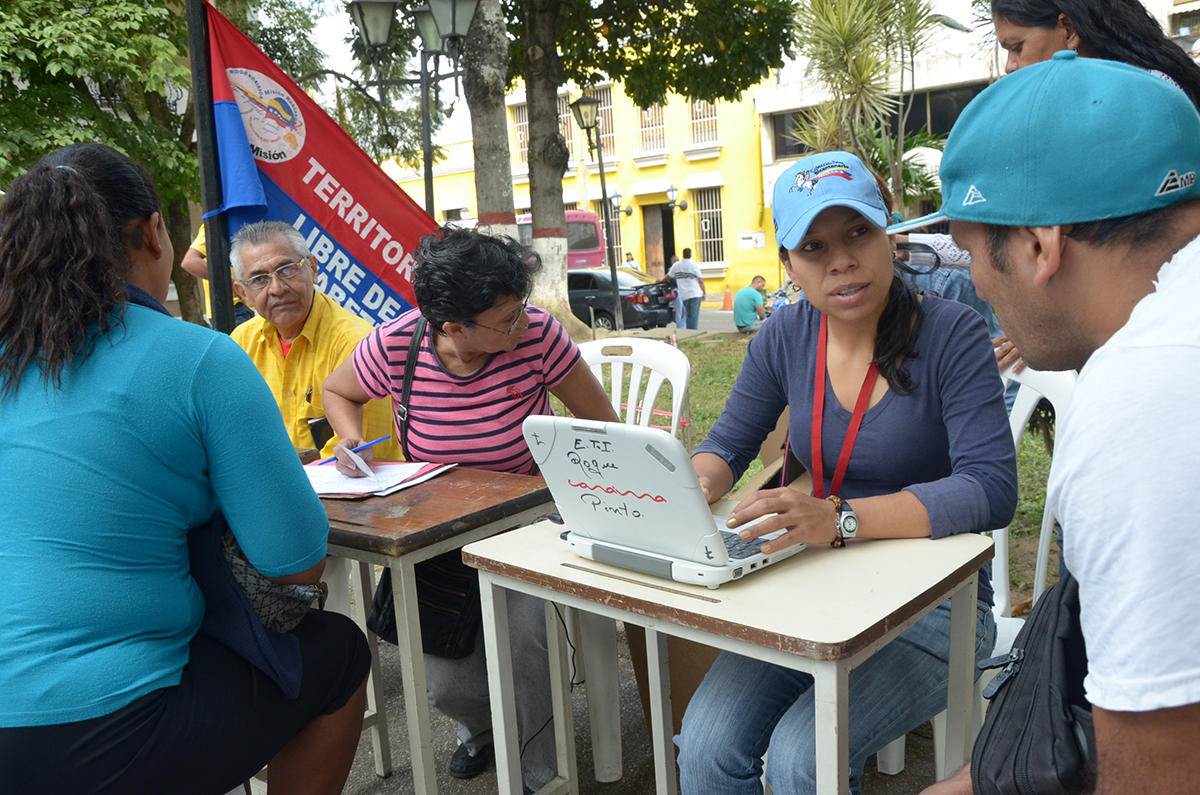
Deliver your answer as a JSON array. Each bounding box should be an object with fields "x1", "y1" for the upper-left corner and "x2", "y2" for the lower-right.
[{"x1": 516, "y1": 209, "x2": 605, "y2": 269}]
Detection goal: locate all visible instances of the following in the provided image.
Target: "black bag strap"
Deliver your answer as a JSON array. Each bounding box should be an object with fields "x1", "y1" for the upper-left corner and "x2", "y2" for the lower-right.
[{"x1": 396, "y1": 316, "x2": 427, "y2": 461}]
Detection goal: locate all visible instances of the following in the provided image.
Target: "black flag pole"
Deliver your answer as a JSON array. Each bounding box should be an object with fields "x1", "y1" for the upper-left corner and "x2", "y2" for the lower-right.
[{"x1": 186, "y1": 0, "x2": 236, "y2": 334}]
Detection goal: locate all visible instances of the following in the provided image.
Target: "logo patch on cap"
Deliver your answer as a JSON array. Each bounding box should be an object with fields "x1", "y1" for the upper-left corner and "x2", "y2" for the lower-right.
[
  {"x1": 963, "y1": 185, "x2": 987, "y2": 206},
  {"x1": 790, "y1": 161, "x2": 853, "y2": 195},
  {"x1": 1155, "y1": 169, "x2": 1197, "y2": 196}
]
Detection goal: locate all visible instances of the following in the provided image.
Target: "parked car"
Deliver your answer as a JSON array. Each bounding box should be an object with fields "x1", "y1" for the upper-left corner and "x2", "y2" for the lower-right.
[{"x1": 567, "y1": 267, "x2": 673, "y2": 330}]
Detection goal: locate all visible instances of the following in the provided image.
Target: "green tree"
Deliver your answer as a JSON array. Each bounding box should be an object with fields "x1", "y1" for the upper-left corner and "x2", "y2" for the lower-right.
[
  {"x1": 500, "y1": 0, "x2": 798, "y2": 324},
  {"x1": 789, "y1": 0, "x2": 949, "y2": 214},
  {"x1": 0, "y1": 0, "x2": 425, "y2": 324}
]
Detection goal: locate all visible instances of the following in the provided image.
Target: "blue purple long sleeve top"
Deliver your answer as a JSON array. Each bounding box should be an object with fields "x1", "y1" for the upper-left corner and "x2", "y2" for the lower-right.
[{"x1": 696, "y1": 295, "x2": 1018, "y2": 605}]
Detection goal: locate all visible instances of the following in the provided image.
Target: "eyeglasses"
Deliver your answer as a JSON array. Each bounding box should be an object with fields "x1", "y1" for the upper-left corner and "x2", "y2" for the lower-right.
[
  {"x1": 240, "y1": 257, "x2": 309, "y2": 292},
  {"x1": 470, "y1": 297, "x2": 530, "y2": 337}
]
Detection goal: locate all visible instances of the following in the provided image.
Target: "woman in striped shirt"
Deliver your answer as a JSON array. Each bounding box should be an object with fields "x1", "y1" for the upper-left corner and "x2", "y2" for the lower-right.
[{"x1": 323, "y1": 226, "x2": 616, "y2": 792}]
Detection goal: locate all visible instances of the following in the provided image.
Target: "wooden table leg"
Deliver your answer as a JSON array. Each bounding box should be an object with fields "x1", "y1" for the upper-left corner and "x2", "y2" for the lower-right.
[
  {"x1": 645, "y1": 628, "x2": 679, "y2": 795},
  {"x1": 480, "y1": 574, "x2": 523, "y2": 795},
  {"x1": 941, "y1": 572, "x2": 979, "y2": 780},
  {"x1": 392, "y1": 558, "x2": 438, "y2": 795},
  {"x1": 813, "y1": 659, "x2": 850, "y2": 795}
]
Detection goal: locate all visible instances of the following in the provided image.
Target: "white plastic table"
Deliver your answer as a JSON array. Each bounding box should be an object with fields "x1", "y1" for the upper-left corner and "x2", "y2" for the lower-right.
[{"x1": 463, "y1": 519, "x2": 992, "y2": 795}]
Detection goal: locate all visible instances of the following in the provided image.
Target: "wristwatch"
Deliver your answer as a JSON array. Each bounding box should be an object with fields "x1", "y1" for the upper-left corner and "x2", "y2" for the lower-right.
[{"x1": 827, "y1": 495, "x2": 859, "y2": 547}]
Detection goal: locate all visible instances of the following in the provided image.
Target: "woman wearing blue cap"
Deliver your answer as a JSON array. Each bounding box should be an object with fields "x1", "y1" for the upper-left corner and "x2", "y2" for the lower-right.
[{"x1": 675, "y1": 151, "x2": 1018, "y2": 794}]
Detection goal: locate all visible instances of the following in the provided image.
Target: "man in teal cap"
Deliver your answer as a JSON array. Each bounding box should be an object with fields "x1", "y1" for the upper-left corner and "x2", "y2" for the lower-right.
[{"x1": 921, "y1": 51, "x2": 1200, "y2": 794}]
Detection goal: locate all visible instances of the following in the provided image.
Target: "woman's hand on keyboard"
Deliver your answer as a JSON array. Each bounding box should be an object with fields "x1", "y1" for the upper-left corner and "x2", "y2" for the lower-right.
[{"x1": 724, "y1": 489, "x2": 838, "y2": 553}]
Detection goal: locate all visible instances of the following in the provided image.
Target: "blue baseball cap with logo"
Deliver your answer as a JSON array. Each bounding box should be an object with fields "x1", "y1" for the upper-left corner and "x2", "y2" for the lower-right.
[
  {"x1": 934, "y1": 50, "x2": 1200, "y2": 227},
  {"x1": 773, "y1": 151, "x2": 890, "y2": 249}
]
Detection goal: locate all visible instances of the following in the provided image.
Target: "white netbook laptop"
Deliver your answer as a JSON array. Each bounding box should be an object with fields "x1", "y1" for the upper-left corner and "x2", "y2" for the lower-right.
[{"x1": 523, "y1": 416, "x2": 805, "y2": 588}]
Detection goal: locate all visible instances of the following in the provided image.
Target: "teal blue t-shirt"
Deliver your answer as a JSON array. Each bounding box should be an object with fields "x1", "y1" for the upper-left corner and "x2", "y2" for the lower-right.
[
  {"x1": 0, "y1": 305, "x2": 329, "y2": 728},
  {"x1": 733, "y1": 285, "x2": 765, "y2": 328}
]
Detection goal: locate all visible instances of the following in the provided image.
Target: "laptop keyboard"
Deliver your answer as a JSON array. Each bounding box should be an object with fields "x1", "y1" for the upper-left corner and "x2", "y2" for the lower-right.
[{"x1": 721, "y1": 529, "x2": 766, "y2": 560}]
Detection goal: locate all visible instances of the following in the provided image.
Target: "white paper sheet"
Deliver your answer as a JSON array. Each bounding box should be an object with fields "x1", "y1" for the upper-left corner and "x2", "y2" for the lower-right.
[{"x1": 304, "y1": 461, "x2": 457, "y2": 496}]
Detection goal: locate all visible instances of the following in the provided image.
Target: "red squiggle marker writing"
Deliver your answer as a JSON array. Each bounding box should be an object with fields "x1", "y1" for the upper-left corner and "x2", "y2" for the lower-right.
[{"x1": 567, "y1": 480, "x2": 667, "y2": 502}]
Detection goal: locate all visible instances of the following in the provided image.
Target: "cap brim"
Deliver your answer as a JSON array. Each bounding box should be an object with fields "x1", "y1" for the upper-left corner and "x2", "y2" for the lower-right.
[
  {"x1": 886, "y1": 212, "x2": 946, "y2": 235},
  {"x1": 778, "y1": 201, "x2": 891, "y2": 250}
]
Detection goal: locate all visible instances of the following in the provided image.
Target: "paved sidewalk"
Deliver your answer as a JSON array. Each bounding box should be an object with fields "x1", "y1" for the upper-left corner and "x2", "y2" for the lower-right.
[{"x1": 342, "y1": 622, "x2": 942, "y2": 795}]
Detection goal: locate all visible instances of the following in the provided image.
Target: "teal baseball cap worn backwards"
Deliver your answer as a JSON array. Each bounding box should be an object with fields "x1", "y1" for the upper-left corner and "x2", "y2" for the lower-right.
[
  {"x1": 773, "y1": 151, "x2": 890, "y2": 249},
  {"x1": 934, "y1": 50, "x2": 1200, "y2": 228}
]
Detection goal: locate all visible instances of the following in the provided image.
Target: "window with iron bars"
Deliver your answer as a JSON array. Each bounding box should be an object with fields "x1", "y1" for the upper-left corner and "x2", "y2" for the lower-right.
[
  {"x1": 591, "y1": 200, "x2": 623, "y2": 263},
  {"x1": 586, "y1": 86, "x2": 615, "y2": 157},
  {"x1": 510, "y1": 103, "x2": 529, "y2": 166},
  {"x1": 638, "y1": 103, "x2": 666, "y2": 151},
  {"x1": 557, "y1": 96, "x2": 577, "y2": 162},
  {"x1": 689, "y1": 100, "x2": 718, "y2": 144},
  {"x1": 691, "y1": 187, "x2": 724, "y2": 263},
  {"x1": 564, "y1": 202, "x2": 579, "y2": 212}
]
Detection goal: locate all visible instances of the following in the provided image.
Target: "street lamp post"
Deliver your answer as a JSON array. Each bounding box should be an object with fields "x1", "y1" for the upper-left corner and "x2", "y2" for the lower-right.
[
  {"x1": 348, "y1": 0, "x2": 400, "y2": 112},
  {"x1": 349, "y1": 0, "x2": 477, "y2": 217},
  {"x1": 571, "y1": 93, "x2": 623, "y2": 331},
  {"x1": 412, "y1": 6, "x2": 443, "y2": 215}
]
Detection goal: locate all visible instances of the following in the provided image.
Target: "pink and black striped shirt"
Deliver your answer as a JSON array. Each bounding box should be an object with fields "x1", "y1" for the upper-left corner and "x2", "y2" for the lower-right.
[{"x1": 352, "y1": 305, "x2": 580, "y2": 475}]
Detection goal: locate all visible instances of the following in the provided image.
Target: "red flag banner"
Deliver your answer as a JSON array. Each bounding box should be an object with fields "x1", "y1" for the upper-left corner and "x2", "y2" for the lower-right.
[{"x1": 205, "y1": 0, "x2": 435, "y2": 322}]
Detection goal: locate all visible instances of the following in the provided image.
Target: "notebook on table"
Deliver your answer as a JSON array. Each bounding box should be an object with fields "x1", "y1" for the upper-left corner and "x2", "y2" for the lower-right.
[{"x1": 522, "y1": 416, "x2": 805, "y2": 588}]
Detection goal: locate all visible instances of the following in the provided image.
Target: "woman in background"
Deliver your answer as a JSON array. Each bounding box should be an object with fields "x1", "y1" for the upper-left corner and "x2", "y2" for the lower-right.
[{"x1": 906, "y1": 0, "x2": 1200, "y2": 373}]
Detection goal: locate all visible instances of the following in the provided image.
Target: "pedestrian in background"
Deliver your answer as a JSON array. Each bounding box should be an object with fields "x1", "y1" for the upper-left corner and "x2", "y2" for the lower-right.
[{"x1": 666, "y1": 248, "x2": 705, "y2": 331}]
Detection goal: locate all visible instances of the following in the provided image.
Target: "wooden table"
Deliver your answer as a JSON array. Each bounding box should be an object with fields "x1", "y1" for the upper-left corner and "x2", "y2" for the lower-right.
[
  {"x1": 463, "y1": 519, "x2": 993, "y2": 795},
  {"x1": 322, "y1": 467, "x2": 554, "y2": 794}
]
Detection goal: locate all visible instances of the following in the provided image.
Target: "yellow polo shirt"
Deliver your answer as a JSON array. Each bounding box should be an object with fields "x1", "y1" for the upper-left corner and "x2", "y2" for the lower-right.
[
  {"x1": 190, "y1": 226, "x2": 248, "y2": 316},
  {"x1": 231, "y1": 290, "x2": 404, "y2": 461}
]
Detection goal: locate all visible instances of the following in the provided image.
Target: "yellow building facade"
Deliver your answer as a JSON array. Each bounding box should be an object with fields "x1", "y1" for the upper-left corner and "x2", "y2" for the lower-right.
[{"x1": 383, "y1": 79, "x2": 790, "y2": 303}]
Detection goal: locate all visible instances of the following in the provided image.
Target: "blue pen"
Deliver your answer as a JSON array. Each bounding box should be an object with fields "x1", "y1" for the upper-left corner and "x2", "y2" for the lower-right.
[{"x1": 315, "y1": 435, "x2": 392, "y2": 466}]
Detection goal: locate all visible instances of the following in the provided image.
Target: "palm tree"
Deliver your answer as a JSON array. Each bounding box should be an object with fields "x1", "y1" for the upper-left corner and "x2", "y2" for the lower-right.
[{"x1": 789, "y1": 0, "x2": 953, "y2": 215}]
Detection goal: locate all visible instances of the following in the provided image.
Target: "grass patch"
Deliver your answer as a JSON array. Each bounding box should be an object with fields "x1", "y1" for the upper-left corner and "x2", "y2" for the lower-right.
[{"x1": 1011, "y1": 434, "x2": 1053, "y2": 537}]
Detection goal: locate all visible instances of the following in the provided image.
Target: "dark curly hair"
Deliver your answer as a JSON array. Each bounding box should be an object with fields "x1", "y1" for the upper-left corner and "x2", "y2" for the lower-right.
[
  {"x1": 412, "y1": 227, "x2": 542, "y2": 333},
  {"x1": 0, "y1": 144, "x2": 161, "y2": 396},
  {"x1": 992, "y1": 0, "x2": 1200, "y2": 110}
]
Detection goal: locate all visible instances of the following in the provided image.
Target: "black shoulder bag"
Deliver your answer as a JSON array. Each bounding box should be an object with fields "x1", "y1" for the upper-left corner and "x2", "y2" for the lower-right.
[
  {"x1": 366, "y1": 316, "x2": 483, "y2": 659},
  {"x1": 971, "y1": 570, "x2": 1096, "y2": 795}
]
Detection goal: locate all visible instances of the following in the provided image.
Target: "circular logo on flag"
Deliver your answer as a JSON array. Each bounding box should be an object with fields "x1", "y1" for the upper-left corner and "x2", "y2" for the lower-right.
[{"x1": 226, "y1": 68, "x2": 306, "y2": 162}]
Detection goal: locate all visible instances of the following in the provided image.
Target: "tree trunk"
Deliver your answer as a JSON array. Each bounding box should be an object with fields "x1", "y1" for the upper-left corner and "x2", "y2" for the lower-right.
[
  {"x1": 462, "y1": 0, "x2": 517, "y2": 240},
  {"x1": 167, "y1": 198, "x2": 206, "y2": 325},
  {"x1": 521, "y1": 0, "x2": 588, "y2": 337}
]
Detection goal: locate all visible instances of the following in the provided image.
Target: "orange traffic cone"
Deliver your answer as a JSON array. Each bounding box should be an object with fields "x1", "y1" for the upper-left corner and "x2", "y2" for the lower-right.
[{"x1": 722, "y1": 285, "x2": 733, "y2": 311}]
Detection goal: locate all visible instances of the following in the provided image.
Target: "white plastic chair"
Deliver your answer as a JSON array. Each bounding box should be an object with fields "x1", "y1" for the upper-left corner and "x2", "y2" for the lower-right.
[
  {"x1": 577, "y1": 337, "x2": 693, "y2": 449},
  {"x1": 569, "y1": 337, "x2": 692, "y2": 782},
  {"x1": 875, "y1": 365, "x2": 1076, "y2": 781}
]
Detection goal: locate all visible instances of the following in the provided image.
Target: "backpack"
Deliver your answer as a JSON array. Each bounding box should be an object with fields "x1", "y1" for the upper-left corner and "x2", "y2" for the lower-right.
[{"x1": 971, "y1": 570, "x2": 1096, "y2": 795}]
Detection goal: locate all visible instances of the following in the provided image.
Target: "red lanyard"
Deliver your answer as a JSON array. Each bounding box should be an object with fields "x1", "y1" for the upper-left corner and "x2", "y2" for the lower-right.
[{"x1": 811, "y1": 314, "x2": 879, "y2": 499}]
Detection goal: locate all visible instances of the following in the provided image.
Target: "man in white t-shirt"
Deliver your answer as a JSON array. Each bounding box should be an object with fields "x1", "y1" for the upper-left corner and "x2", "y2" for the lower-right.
[
  {"x1": 919, "y1": 52, "x2": 1200, "y2": 794},
  {"x1": 666, "y1": 248, "x2": 705, "y2": 330}
]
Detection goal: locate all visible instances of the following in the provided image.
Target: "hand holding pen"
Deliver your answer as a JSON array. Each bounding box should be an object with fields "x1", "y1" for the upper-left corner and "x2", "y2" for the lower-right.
[{"x1": 318, "y1": 435, "x2": 391, "y2": 478}]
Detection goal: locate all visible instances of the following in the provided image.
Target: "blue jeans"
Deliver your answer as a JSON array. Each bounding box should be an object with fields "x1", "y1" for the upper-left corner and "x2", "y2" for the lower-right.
[
  {"x1": 683, "y1": 297, "x2": 702, "y2": 330},
  {"x1": 676, "y1": 600, "x2": 996, "y2": 795}
]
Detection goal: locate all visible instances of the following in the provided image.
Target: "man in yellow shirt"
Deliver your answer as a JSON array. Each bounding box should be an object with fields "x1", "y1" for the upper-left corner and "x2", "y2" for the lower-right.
[
  {"x1": 229, "y1": 221, "x2": 402, "y2": 460},
  {"x1": 180, "y1": 224, "x2": 255, "y2": 327}
]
